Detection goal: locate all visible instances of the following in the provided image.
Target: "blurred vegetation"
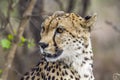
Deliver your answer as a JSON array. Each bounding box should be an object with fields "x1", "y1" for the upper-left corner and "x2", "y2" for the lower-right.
[
  {"x1": 0, "y1": 34, "x2": 35, "y2": 49},
  {"x1": 0, "y1": 0, "x2": 120, "y2": 80}
]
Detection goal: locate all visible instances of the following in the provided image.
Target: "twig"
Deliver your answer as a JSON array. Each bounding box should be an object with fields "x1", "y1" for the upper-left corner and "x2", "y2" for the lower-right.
[
  {"x1": 79, "y1": 0, "x2": 90, "y2": 17},
  {"x1": 10, "y1": 66, "x2": 23, "y2": 78},
  {"x1": 66, "y1": 0, "x2": 75, "y2": 13},
  {"x1": 54, "y1": 0, "x2": 64, "y2": 11},
  {"x1": 0, "y1": 10, "x2": 7, "y2": 31},
  {"x1": 7, "y1": 0, "x2": 14, "y2": 34},
  {"x1": 105, "y1": 20, "x2": 120, "y2": 33},
  {"x1": 1, "y1": 0, "x2": 37, "y2": 80}
]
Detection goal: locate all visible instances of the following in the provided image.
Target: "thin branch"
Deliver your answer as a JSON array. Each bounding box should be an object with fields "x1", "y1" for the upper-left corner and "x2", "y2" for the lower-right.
[
  {"x1": 1, "y1": 0, "x2": 37, "y2": 80},
  {"x1": 54, "y1": 0, "x2": 64, "y2": 11},
  {"x1": 66, "y1": 0, "x2": 75, "y2": 13},
  {"x1": 79, "y1": 0, "x2": 90, "y2": 17},
  {"x1": 0, "y1": 10, "x2": 7, "y2": 31},
  {"x1": 10, "y1": 66, "x2": 23, "y2": 78},
  {"x1": 6, "y1": 0, "x2": 14, "y2": 34},
  {"x1": 105, "y1": 20, "x2": 120, "y2": 33}
]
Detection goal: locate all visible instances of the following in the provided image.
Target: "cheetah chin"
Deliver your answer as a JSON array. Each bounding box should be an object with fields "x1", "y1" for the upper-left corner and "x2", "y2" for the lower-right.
[{"x1": 42, "y1": 49, "x2": 63, "y2": 58}]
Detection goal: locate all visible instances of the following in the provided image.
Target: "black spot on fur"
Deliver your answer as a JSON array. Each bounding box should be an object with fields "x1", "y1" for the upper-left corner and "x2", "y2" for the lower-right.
[
  {"x1": 52, "y1": 76, "x2": 55, "y2": 80},
  {"x1": 47, "y1": 67, "x2": 51, "y2": 71},
  {"x1": 44, "y1": 63, "x2": 49, "y2": 69},
  {"x1": 26, "y1": 76, "x2": 29, "y2": 80},
  {"x1": 65, "y1": 70, "x2": 68, "y2": 75},
  {"x1": 71, "y1": 70, "x2": 75, "y2": 75},
  {"x1": 37, "y1": 72, "x2": 40, "y2": 76},
  {"x1": 37, "y1": 78, "x2": 40, "y2": 80},
  {"x1": 75, "y1": 77, "x2": 79, "y2": 80},
  {"x1": 84, "y1": 74, "x2": 89, "y2": 78},
  {"x1": 31, "y1": 72, "x2": 34, "y2": 75},
  {"x1": 84, "y1": 57, "x2": 89, "y2": 60},
  {"x1": 78, "y1": 47, "x2": 81, "y2": 49},
  {"x1": 82, "y1": 61, "x2": 86, "y2": 64},
  {"x1": 31, "y1": 76, "x2": 35, "y2": 80},
  {"x1": 52, "y1": 69, "x2": 55, "y2": 73},
  {"x1": 85, "y1": 45, "x2": 88, "y2": 48},
  {"x1": 70, "y1": 75, "x2": 73, "y2": 78},
  {"x1": 82, "y1": 50, "x2": 85, "y2": 53},
  {"x1": 24, "y1": 72, "x2": 29, "y2": 75},
  {"x1": 57, "y1": 72, "x2": 59, "y2": 76},
  {"x1": 39, "y1": 68, "x2": 41, "y2": 72},
  {"x1": 48, "y1": 76, "x2": 51, "y2": 80},
  {"x1": 20, "y1": 77, "x2": 24, "y2": 80},
  {"x1": 61, "y1": 77, "x2": 63, "y2": 80},
  {"x1": 62, "y1": 72, "x2": 65, "y2": 76},
  {"x1": 90, "y1": 63, "x2": 93, "y2": 68},
  {"x1": 56, "y1": 65, "x2": 59, "y2": 69}
]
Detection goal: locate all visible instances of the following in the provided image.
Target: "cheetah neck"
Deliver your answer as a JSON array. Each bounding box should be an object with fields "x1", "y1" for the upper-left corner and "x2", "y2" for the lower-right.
[
  {"x1": 45, "y1": 36, "x2": 94, "y2": 80},
  {"x1": 63, "y1": 38, "x2": 94, "y2": 80}
]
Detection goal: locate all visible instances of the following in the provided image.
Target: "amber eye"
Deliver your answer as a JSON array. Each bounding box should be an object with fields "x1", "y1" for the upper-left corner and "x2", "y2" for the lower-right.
[
  {"x1": 56, "y1": 27, "x2": 64, "y2": 33},
  {"x1": 41, "y1": 27, "x2": 45, "y2": 33}
]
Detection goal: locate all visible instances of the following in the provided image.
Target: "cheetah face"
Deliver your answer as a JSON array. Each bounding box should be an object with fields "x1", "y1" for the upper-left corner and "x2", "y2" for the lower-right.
[{"x1": 39, "y1": 11, "x2": 96, "y2": 61}]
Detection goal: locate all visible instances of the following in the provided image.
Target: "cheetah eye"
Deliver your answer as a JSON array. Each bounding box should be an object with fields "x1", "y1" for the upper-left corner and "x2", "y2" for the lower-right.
[
  {"x1": 41, "y1": 27, "x2": 45, "y2": 33},
  {"x1": 41, "y1": 22, "x2": 45, "y2": 33},
  {"x1": 56, "y1": 27, "x2": 64, "y2": 33}
]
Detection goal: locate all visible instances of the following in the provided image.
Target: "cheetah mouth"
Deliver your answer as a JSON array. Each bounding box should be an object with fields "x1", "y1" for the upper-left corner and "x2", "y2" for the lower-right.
[{"x1": 43, "y1": 49, "x2": 63, "y2": 58}]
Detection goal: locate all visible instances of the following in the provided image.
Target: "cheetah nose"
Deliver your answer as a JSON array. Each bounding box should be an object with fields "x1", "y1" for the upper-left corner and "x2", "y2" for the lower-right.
[{"x1": 39, "y1": 42, "x2": 49, "y2": 49}]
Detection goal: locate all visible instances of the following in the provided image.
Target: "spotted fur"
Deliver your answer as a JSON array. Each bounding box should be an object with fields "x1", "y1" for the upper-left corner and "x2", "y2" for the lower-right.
[{"x1": 21, "y1": 11, "x2": 97, "y2": 80}]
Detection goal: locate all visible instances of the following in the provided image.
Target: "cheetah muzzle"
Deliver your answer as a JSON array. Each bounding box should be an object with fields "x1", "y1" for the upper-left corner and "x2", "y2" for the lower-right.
[{"x1": 42, "y1": 48, "x2": 63, "y2": 58}]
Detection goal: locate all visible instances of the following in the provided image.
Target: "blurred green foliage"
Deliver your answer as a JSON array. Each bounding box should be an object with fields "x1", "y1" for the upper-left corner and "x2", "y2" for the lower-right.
[
  {"x1": 0, "y1": 34, "x2": 35, "y2": 50},
  {"x1": 27, "y1": 39, "x2": 35, "y2": 48},
  {"x1": 0, "y1": 0, "x2": 19, "y2": 17},
  {"x1": 0, "y1": 69, "x2": 2, "y2": 75},
  {"x1": 19, "y1": 36, "x2": 35, "y2": 48},
  {"x1": 0, "y1": 39, "x2": 11, "y2": 49},
  {"x1": 0, "y1": 0, "x2": 35, "y2": 50},
  {"x1": 7, "y1": 34, "x2": 14, "y2": 40}
]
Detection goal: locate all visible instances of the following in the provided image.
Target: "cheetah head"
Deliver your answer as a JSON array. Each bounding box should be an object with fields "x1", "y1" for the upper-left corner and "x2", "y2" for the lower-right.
[{"x1": 39, "y1": 11, "x2": 96, "y2": 61}]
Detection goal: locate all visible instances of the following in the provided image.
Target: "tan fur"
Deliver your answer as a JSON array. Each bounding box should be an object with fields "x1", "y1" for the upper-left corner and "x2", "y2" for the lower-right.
[
  {"x1": 40, "y1": 12, "x2": 96, "y2": 55},
  {"x1": 21, "y1": 11, "x2": 96, "y2": 80}
]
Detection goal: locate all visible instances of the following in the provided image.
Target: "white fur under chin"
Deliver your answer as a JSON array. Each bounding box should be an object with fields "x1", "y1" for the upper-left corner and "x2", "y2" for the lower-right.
[{"x1": 45, "y1": 43, "x2": 81, "y2": 62}]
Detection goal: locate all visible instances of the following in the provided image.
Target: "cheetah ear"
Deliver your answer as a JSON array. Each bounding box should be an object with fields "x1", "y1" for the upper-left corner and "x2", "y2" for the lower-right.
[
  {"x1": 82, "y1": 13, "x2": 97, "y2": 29},
  {"x1": 53, "y1": 11, "x2": 65, "y2": 17}
]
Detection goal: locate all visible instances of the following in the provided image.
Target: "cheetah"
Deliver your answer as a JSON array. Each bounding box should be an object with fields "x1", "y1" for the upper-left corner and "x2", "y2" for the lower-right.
[{"x1": 21, "y1": 11, "x2": 97, "y2": 80}]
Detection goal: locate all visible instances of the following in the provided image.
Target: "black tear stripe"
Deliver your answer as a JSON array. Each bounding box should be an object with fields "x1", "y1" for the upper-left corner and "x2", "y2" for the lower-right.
[
  {"x1": 44, "y1": 30, "x2": 63, "y2": 58},
  {"x1": 46, "y1": 16, "x2": 58, "y2": 33}
]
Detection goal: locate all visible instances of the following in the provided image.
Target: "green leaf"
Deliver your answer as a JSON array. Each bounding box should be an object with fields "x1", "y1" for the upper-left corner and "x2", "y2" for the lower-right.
[
  {"x1": 0, "y1": 69, "x2": 2, "y2": 75},
  {"x1": 7, "y1": 34, "x2": 14, "y2": 40},
  {"x1": 18, "y1": 42, "x2": 24, "y2": 46},
  {"x1": 0, "y1": 39, "x2": 11, "y2": 49},
  {"x1": 13, "y1": 29, "x2": 17, "y2": 34},
  {"x1": 21, "y1": 36, "x2": 26, "y2": 43},
  {"x1": 27, "y1": 39, "x2": 35, "y2": 48}
]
